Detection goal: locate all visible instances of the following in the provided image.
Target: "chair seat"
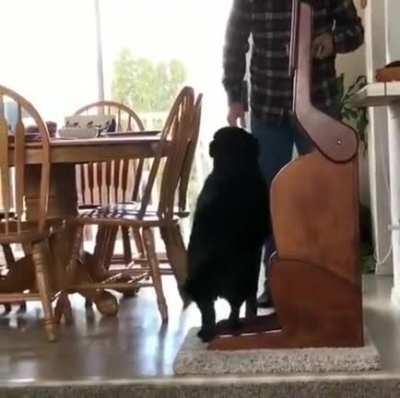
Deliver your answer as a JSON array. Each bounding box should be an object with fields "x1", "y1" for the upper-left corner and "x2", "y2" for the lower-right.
[
  {"x1": 73, "y1": 205, "x2": 182, "y2": 227},
  {"x1": 101, "y1": 202, "x2": 190, "y2": 218},
  {"x1": 78, "y1": 204, "x2": 99, "y2": 211},
  {"x1": 0, "y1": 219, "x2": 64, "y2": 244},
  {"x1": 78, "y1": 204, "x2": 189, "y2": 220}
]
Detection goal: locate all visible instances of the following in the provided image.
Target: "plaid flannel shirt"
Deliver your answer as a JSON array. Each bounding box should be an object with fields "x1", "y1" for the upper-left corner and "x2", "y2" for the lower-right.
[{"x1": 223, "y1": 0, "x2": 364, "y2": 122}]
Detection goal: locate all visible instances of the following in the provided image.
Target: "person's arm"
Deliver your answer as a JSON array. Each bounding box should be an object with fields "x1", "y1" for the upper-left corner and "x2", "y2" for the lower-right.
[
  {"x1": 222, "y1": 0, "x2": 251, "y2": 105},
  {"x1": 331, "y1": 0, "x2": 364, "y2": 53}
]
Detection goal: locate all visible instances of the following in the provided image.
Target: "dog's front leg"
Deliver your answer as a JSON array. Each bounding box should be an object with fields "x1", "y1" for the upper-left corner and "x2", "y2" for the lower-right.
[{"x1": 197, "y1": 300, "x2": 216, "y2": 342}]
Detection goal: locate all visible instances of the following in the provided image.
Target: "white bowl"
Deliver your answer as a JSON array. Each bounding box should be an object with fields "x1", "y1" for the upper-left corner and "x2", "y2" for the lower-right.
[
  {"x1": 58, "y1": 127, "x2": 99, "y2": 139},
  {"x1": 65, "y1": 115, "x2": 115, "y2": 130}
]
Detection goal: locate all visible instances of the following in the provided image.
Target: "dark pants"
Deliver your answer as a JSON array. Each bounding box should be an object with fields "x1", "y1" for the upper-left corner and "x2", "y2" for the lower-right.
[{"x1": 251, "y1": 115, "x2": 313, "y2": 291}]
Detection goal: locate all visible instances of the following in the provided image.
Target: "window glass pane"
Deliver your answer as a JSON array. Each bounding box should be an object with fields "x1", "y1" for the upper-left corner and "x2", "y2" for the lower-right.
[
  {"x1": 100, "y1": 0, "x2": 233, "y2": 214},
  {"x1": 0, "y1": 0, "x2": 99, "y2": 126},
  {"x1": 101, "y1": 0, "x2": 233, "y2": 137}
]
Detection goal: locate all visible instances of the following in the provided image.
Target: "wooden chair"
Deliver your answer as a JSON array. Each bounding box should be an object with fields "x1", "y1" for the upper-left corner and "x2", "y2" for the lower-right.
[
  {"x1": 124, "y1": 94, "x2": 203, "y2": 278},
  {"x1": 0, "y1": 84, "x2": 60, "y2": 341},
  {"x1": 88, "y1": 93, "x2": 202, "y2": 283},
  {"x1": 74, "y1": 100, "x2": 145, "y2": 132},
  {"x1": 74, "y1": 101, "x2": 146, "y2": 266},
  {"x1": 67, "y1": 87, "x2": 195, "y2": 321}
]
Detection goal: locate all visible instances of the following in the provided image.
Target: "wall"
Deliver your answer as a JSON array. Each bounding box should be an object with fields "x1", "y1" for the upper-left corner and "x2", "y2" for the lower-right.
[
  {"x1": 364, "y1": 0, "x2": 393, "y2": 275},
  {"x1": 385, "y1": 0, "x2": 400, "y2": 302}
]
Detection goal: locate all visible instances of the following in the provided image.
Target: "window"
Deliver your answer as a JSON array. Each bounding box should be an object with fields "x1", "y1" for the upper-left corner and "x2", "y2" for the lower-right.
[
  {"x1": 1, "y1": 0, "x2": 234, "y2": 192},
  {"x1": 0, "y1": 0, "x2": 99, "y2": 126}
]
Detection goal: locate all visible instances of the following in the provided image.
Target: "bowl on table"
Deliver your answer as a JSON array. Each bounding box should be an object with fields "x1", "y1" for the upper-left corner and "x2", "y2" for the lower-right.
[{"x1": 58, "y1": 127, "x2": 99, "y2": 139}]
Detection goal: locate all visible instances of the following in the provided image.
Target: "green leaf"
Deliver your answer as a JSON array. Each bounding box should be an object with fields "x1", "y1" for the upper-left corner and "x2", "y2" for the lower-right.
[
  {"x1": 337, "y1": 74, "x2": 369, "y2": 151},
  {"x1": 111, "y1": 48, "x2": 187, "y2": 113}
]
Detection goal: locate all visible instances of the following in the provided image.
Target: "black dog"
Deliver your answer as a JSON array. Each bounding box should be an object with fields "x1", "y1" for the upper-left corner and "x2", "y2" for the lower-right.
[{"x1": 185, "y1": 127, "x2": 270, "y2": 342}]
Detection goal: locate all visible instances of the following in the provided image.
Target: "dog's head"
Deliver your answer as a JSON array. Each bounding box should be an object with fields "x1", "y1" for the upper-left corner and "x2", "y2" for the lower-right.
[{"x1": 209, "y1": 127, "x2": 259, "y2": 174}]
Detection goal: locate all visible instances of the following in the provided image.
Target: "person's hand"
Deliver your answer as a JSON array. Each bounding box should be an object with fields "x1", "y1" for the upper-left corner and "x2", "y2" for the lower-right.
[
  {"x1": 312, "y1": 32, "x2": 335, "y2": 60},
  {"x1": 227, "y1": 102, "x2": 246, "y2": 127}
]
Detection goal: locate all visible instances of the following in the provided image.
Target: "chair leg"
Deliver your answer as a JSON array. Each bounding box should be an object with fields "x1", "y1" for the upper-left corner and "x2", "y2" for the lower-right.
[
  {"x1": 22, "y1": 243, "x2": 32, "y2": 255},
  {"x1": 31, "y1": 241, "x2": 57, "y2": 342},
  {"x1": 121, "y1": 227, "x2": 132, "y2": 265},
  {"x1": 2, "y1": 244, "x2": 15, "y2": 266},
  {"x1": 132, "y1": 227, "x2": 145, "y2": 259},
  {"x1": 94, "y1": 226, "x2": 117, "y2": 271},
  {"x1": 72, "y1": 225, "x2": 94, "y2": 310},
  {"x1": 103, "y1": 227, "x2": 118, "y2": 270},
  {"x1": 55, "y1": 292, "x2": 73, "y2": 325},
  {"x1": 55, "y1": 224, "x2": 83, "y2": 324},
  {"x1": 142, "y1": 227, "x2": 168, "y2": 322},
  {"x1": 160, "y1": 225, "x2": 188, "y2": 298}
]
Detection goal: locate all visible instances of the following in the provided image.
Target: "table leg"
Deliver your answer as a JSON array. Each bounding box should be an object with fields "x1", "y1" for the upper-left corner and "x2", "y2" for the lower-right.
[{"x1": 25, "y1": 163, "x2": 120, "y2": 316}]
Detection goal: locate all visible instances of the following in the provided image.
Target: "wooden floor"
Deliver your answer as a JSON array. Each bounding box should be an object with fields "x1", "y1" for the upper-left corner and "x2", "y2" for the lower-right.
[{"x1": 0, "y1": 275, "x2": 399, "y2": 394}]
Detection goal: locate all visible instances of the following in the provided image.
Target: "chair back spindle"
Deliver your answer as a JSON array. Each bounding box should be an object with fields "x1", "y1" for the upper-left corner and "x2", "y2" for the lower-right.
[
  {"x1": 178, "y1": 94, "x2": 203, "y2": 212},
  {"x1": 74, "y1": 101, "x2": 145, "y2": 207},
  {"x1": 137, "y1": 87, "x2": 195, "y2": 219},
  {"x1": 0, "y1": 84, "x2": 51, "y2": 237}
]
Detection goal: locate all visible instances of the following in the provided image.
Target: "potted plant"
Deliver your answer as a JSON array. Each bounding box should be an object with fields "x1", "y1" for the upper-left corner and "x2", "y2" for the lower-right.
[{"x1": 337, "y1": 73, "x2": 374, "y2": 273}]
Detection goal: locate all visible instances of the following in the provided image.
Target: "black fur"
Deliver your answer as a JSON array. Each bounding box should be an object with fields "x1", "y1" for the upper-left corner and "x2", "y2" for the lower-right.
[{"x1": 185, "y1": 127, "x2": 271, "y2": 342}]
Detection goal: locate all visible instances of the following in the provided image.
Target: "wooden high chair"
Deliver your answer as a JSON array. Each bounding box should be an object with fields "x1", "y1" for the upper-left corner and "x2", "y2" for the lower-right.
[{"x1": 209, "y1": 0, "x2": 363, "y2": 350}]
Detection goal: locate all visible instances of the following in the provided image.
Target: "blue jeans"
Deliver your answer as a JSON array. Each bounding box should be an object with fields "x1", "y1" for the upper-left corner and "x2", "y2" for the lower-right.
[
  {"x1": 251, "y1": 115, "x2": 312, "y2": 187},
  {"x1": 251, "y1": 115, "x2": 313, "y2": 293}
]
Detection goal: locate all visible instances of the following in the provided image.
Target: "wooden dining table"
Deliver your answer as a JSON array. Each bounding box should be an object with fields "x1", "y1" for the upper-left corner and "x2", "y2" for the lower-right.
[{"x1": 7, "y1": 133, "x2": 173, "y2": 317}]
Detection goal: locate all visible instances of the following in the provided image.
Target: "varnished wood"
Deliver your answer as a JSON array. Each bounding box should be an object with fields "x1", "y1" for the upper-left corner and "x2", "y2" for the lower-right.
[
  {"x1": 0, "y1": 85, "x2": 58, "y2": 341},
  {"x1": 0, "y1": 98, "x2": 11, "y2": 232},
  {"x1": 21, "y1": 135, "x2": 168, "y2": 317},
  {"x1": 120, "y1": 95, "x2": 202, "y2": 290},
  {"x1": 142, "y1": 227, "x2": 168, "y2": 322},
  {"x1": 121, "y1": 227, "x2": 132, "y2": 265},
  {"x1": 2, "y1": 243, "x2": 15, "y2": 265},
  {"x1": 160, "y1": 224, "x2": 189, "y2": 296},
  {"x1": 292, "y1": 2, "x2": 358, "y2": 163},
  {"x1": 14, "y1": 108, "x2": 25, "y2": 231},
  {"x1": 75, "y1": 101, "x2": 145, "y2": 265},
  {"x1": 74, "y1": 100, "x2": 145, "y2": 132},
  {"x1": 178, "y1": 94, "x2": 203, "y2": 212},
  {"x1": 9, "y1": 136, "x2": 164, "y2": 165},
  {"x1": 209, "y1": 1, "x2": 363, "y2": 350},
  {"x1": 272, "y1": 152, "x2": 361, "y2": 287},
  {"x1": 31, "y1": 241, "x2": 57, "y2": 342},
  {"x1": 132, "y1": 94, "x2": 202, "y2": 281},
  {"x1": 74, "y1": 100, "x2": 146, "y2": 207},
  {"x1": 67, "y1": 87, "x2": 196, "y2": 320}
]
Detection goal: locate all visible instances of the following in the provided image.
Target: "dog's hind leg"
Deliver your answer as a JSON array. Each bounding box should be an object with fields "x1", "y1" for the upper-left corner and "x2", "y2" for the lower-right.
[
  {"x1": 228, "y1": 301, "x2": 243, "y2": 331},
  {"x1": 197, "y1": 300, "x2": 216, "y2": 342},
  {"x1": 245, "y1": 295, "x2": 257, "y2": 319}
]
